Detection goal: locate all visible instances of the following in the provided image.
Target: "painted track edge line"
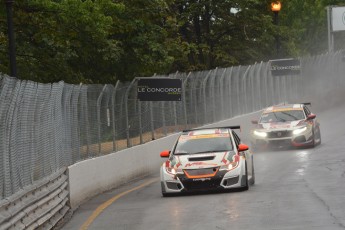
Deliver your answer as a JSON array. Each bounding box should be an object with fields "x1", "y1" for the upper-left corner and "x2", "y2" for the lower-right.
[{"x1": 79, "y1": 178, "x2": 159, "y2": 230}]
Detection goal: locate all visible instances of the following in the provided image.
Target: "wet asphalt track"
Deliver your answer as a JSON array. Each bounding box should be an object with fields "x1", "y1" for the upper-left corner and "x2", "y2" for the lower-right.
[{"x1": 62, "y1": 104, "x2": 345, "y2": 230}]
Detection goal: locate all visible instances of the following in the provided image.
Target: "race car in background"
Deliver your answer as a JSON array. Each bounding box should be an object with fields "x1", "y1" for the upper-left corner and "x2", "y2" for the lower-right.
[
  {"x1": 250, "y1": 103, "x2": 321, "y2": 150},
  {"x1": 159, "y1": 126, "x2": 255, "y2": 197}
]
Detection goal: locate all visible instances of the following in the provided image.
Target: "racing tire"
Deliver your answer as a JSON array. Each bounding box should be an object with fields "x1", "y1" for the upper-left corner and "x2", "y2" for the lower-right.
[
  {"x1": 310, "y1": 129, "x2": 316, "y2": 148},
  {"x1": 241, "y1": 163, "x2": 249, "y2": 191},
  {"x1": 310, "y1": 126, "x2": 322, "y2": 148},
  {"x1": 316, "y1": 126, "x2": 321, "y2": 145},
  {"x1": 250, "y1": 159, "x2": 255, "y2": 185},
  {"x1": 161, "y1": 182, "x2": 171, "y2": 197},
  {"x1": 162, "y1": 192, "x2": 169, "y2": 197},
  {"x1": 162, "y1": 191, "x2": 176, "y2": 197}
]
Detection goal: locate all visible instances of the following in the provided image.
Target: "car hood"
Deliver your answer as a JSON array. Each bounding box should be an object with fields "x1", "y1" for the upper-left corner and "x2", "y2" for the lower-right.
[
  {"x1": 259, "y1": 120, "x2": 302, "y2": 130},
  {"x1": 171, "y1": 151, "x2": 235, "y2": 170}
]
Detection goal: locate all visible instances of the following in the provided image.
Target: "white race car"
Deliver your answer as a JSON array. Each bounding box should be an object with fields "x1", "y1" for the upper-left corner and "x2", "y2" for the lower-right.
[
  {"x1": 250, "y1": 103, "x2": 321, "y2": 150},
  {"x1": 159, "y1": 126, "x2": 255, "y2": 197}
]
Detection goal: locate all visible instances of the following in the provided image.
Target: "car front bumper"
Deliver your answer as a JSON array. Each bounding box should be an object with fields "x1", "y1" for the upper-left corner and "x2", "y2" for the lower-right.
[
  {"x1": 160, "y1": 165, "x2": 246, "y2": 194},
  {"x1": 251, "y1": 128, "x2": 314, "y2": 149}
]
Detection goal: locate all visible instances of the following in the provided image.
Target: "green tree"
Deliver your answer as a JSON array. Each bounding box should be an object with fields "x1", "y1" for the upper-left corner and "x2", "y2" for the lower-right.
[
  {"x1": 166, "y1": 0, "x2": 286, "y2": 71},
  {"x1": 1, "y1": 0, "x2": 344, "y2": 83},
  {"x1": 280, "y1": 0, "x2": 345, "y2": 55},
  {"x1": 1, "y1": 0, "x2": 124, "y2": 83},
  {"x1": 110, "y1": 0, "x2": 178, "y2": 81}
]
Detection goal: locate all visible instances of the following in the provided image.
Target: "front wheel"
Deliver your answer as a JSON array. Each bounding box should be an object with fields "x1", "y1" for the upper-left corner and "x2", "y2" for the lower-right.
[
  {"x1": 250, "y1": 159, "x2": 255, "y2": 185},
  {"x1": 162, "y1": 192, "x2": 169, "y2": 197},
  {"x1": 162, "y1": 191, "x2": 176, "y2": 197},
  {"x1": 242, "y1": 163, "x2": 249, "y2": 191},
  {"x1": 316, "y1": 126, "x2": 321, "y2": 145},
  {"x1": 310, "y1": 129, "x2": 316, "y2": 148}
]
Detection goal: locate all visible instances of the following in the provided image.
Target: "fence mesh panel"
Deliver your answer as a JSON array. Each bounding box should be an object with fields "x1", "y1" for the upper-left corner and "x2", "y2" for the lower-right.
[{"x1": 1, "y1": 51, "x2": 345, "y2": 200}]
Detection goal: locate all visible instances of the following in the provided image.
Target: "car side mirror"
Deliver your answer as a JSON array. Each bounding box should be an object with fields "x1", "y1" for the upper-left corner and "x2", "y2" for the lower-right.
[
  {"x1": 238, "y1": 144, "x2": 249, "y2": 152},
  {"x1": 160, "y1": 150, "x2": 170, "y2": 158},
  {"x1": 251, "y1": 120, "x2": 258, "y2": 124},
  {"x1": 306, "y1": 114, "x2": 316, "y2": 120}
]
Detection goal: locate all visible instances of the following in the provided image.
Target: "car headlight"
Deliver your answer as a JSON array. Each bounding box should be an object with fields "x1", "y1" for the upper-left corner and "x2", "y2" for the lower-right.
[
  {"x1": 165, "y1": 167, "x2": 176, "y2": 175},
  {"x1": 293, "y1": 126, "x2": 307, "y2": 135},
  {"x1": 220, "y1": 162, "x2": 239, "y2": 171},
  {"x1": 165, "y1": 167, "x2": 183, "y2": 175},
  {"x1": 253, "y1": 130, "x2": 267, "y2": 137}
]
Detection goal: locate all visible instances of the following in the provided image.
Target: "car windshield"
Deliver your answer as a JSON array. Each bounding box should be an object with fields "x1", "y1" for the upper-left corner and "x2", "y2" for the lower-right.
[
  {"x1": 174, "y1": 134, "x2": 233, "y2": 155},
  {"x1": 260, "y1": 110, "x2": 305, "y2": 123}
]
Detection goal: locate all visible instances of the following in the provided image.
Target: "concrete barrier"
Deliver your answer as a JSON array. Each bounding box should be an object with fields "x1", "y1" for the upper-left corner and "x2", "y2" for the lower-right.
[{"x1": 68, "y1": 133, "x2": 180, "y2": 209}]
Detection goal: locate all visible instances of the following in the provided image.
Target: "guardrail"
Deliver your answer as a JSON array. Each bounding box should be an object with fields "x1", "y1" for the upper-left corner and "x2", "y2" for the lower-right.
[{"x1": 0, "y1": 168, "x2": 69, "y2": 230}]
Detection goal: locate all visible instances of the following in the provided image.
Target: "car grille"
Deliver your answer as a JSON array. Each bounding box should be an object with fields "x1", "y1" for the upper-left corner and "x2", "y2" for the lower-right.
[
  {"x1": 188, "y1": 156, "x2": 215, "y2": 161},
  {"x1": 181, "y1": 178, "x2": 223, "y2": 191},
  {"x1": 223, "y1": 176, "x2": 239, "y2": 186},
  {"x1": 269, "y1": 139, "x2": 291, "y2": 146},
  {"x1": 267, "y1": 130, "x2": 292, "y2": 138},
  {"x1": 166, "y1": 182, "x2": 182, "y2": 190},
  {"x1": 184, "y1": 167, "x2": 218, "y2": 176}
]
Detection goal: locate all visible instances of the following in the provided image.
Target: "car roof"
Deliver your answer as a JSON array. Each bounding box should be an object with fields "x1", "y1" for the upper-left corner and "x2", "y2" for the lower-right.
[
  {"x1": 181, "y1": 126, "x2": 241, "y2": 137},
  {"x1": 182, "y1": 126, "x2": 240, "y2": 133},
  {"x1": 263, "y1": 104, "x2": 305, "y2": 113},
  {"x1": 182, "y1": 128, "x2": 230, "y2": 136}
]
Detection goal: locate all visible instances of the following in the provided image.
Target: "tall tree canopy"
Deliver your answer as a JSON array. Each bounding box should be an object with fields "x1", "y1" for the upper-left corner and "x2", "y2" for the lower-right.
[{"x1": 0, "y1": 0, "x2": 344, "y2": 83}]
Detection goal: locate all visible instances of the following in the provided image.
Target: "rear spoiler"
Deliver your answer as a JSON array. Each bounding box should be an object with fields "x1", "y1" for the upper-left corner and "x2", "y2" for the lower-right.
[
  {"x1": 183, "y1": 126, "x2": 241, "y2": 132},
  {"x1": 302, "y1": 102, "x2": 311, "y2": 106}
]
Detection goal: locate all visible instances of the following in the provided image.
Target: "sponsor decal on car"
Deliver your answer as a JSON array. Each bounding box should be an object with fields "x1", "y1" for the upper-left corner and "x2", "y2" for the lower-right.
[
  {"x1": 193, "y1": 178, "x2": 211, "y2": 182},
  {"x1": 185, "y1": 162, "x2": 218, "y2": 167},
  {"x1": 179, "y1": 133, "x2": 230, "y2": 141},
  {"x1": 263, "y1": 108, "x2": 303, "y2": 113}
]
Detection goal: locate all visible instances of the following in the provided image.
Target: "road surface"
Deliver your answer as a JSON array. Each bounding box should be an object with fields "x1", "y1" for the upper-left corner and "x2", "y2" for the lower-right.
[{"x1": 62, "y1": 104, "x2": 345, "y2": 230}]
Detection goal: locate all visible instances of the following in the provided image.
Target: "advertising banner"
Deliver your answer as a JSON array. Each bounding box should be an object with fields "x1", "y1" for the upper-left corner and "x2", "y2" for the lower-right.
[
  {"x1": 332, "y1": 6, "x2": 345, "y2": 32},
  {"x1": 137, "y1": 78, "x2": 182, "y2": 101},
  {"x1": 270, "y1": 58, "x2": 301, "y2": 76}
]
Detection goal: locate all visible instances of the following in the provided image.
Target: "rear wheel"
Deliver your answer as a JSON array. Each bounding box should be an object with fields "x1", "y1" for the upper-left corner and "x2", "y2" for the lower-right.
[
  {"x1": 310, "y1": 129, "x2": 316, "y2": 148},
  {"x1": 242, "y1": 163, "x2": 249, "y2": 191},
  {"x1": 161, "y1": 182, "x2": 169, "y2": 197},
  {"x1": 162, "y1": 192, "x2": 169, "y2": 197},
  {"x1": 310, "y1": 126, "x2": 321, "y2": 148},
  {"x1": 316, "y1": 126, "x2": 321, "y2": 145},
  {"x1": 250, "y1": 159, "x2": 255, "y2": 185}
]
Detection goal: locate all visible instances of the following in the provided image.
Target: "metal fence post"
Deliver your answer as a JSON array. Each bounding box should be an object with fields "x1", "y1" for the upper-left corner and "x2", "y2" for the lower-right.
[
  {"x1": 111, "y1": 81, "x2": 119, "y2": 152},
  {"x1": 79, "y1": 85, "x2": 91, "y2": 158},
  {"x1": 202, "y1": 70, "x2": 212, "y2": 124},
  {"x1": 161, "y1": 101, "x2": 167, "y2": 136},
  {"x1": 250, "y1": 63, "x2": 256, "y2": 112},
  {"x1": 256, "y1": 62, "x2": 263, "y2": 110},
  {"x1": 211, "y1": 68, "x2": 218, "y2": 123},
  {"x1": 173, "y1": 72, "x2": 180, "y2": 132},
  {"x1": 125, "y1": 79, "x2": 136, "y2": 148},
  {"x1": 138, "y1": 100, "x2": 143, "y2": 144},
  {"x1": 277, "y1": 74, "x2": 281, "y2": 104},
  {"x1": 183, "y1": 72, "x2": 191, "y2": 129},
  {"x1": 227, "y1": 67, "x2": 234, "y2": 118},
  {"x1": 97, "y1": 85, "x2": 107, "y2": 155},
  {"x1": 241, "y1": 66, "x2": 251, "y2": 114},
  {"x1": 219, "y1": 68, "x2": 227, "y2": 120},
  {"x1": 150, "y1": 101, "x2": 155, "y2": 140}
]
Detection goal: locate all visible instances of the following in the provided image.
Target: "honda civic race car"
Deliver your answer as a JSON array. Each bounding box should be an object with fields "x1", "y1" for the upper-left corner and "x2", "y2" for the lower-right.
[
  {"x1": 250, "y1": 103, "x2": 321, "y2": 150},
  {"x1": 159, "y1": 126, "x2": 255, "y2": 197}
]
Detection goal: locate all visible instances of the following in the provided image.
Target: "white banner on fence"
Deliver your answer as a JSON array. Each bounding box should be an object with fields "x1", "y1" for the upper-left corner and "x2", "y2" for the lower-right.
[{"x1": 332, "y1": 6, "x2": 345, "y2": 32}]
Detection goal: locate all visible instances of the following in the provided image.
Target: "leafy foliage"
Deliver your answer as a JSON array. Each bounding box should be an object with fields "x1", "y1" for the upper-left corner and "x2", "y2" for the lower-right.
[{"x1": 0, "y1": 0, "x2": 344, "y2": 83}]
